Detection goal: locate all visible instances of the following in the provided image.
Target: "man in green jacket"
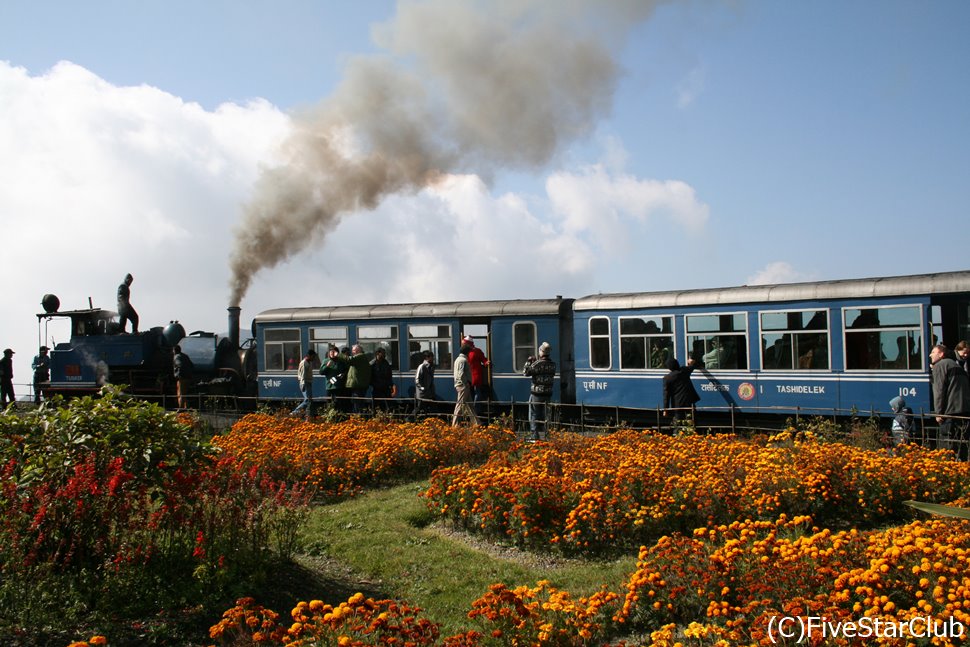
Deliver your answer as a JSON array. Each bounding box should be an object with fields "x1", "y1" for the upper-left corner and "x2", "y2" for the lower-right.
[{"x1": 346, "y1": 344, "x2": 373, "y2": 413}]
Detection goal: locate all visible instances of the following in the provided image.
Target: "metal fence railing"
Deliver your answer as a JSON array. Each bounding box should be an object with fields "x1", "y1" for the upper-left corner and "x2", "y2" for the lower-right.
[{"x1": 9, "y1": 382, "x2": 970, "y2": 459}]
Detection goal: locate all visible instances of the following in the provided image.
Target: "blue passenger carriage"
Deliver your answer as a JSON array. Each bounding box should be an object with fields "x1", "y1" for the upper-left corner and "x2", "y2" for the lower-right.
[
  {"x1": 572, "y1": 272, "x2": 970, "y2": 417},
  {"x1": 253, "y1": 298, "x2": 575, "y2": 406}
]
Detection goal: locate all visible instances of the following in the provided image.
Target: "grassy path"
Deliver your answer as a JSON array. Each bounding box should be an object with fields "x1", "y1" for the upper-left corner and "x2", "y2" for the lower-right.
[{"x1": 291, "y1": 480, "x2": 637, "y2": 636}]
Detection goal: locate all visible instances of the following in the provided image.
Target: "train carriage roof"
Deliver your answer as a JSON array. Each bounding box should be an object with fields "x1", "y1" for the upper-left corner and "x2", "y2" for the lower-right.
[
  {"x1": 254, "y1": 298, "x2": 569, "y2": 323},
  {"x1": 573, "y1": 270, "x2": 970, "y2": 311}
]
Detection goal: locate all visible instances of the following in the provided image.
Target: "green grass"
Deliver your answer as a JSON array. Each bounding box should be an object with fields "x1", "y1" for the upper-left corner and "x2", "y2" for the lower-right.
[{"x1": 298, "y1": 480, "x2": 637, "y2": 636}]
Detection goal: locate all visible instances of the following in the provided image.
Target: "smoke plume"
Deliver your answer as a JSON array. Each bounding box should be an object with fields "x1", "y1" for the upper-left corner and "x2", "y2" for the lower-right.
[{"x1": 229, "y1": 0, "x2": 663, "y2": 306}]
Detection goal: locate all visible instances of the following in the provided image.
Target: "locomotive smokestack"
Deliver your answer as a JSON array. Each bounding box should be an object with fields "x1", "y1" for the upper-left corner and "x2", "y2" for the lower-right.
[{"x1": 228, "y1": 306, "x2": 241, "y2": 349}]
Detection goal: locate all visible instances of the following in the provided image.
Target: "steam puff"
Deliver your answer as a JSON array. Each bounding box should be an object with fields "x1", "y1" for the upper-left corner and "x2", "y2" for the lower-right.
[{"x1": 229, "y1": 0, "x2": 664, "y2": 306}]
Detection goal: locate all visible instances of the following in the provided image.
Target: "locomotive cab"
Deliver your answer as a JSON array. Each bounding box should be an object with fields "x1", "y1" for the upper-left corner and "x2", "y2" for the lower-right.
[{"x1": 38, "y1": 305, "x2": 171, "y2": 396}]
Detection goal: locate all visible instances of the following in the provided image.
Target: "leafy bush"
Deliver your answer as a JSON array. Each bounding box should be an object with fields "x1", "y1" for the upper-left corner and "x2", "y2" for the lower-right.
[{"x1": 0, "y1": 390, "x2": 310, "y2": 643}]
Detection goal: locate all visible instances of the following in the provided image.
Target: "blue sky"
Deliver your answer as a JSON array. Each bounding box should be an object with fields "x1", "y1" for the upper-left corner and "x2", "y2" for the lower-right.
[{"x1": 1, "y1": 0, "x2": 968, "y2": 385}]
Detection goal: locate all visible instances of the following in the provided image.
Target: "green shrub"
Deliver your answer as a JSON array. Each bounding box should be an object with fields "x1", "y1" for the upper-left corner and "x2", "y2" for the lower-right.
[{"x1": 0, "y1": 389, "x2": 311, "y2": 643}]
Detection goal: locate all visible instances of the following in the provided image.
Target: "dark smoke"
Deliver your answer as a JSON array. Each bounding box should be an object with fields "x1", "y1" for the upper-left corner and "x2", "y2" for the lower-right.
[{"x1": 229, "y1": 0, "x2": 664, "y2": 306}]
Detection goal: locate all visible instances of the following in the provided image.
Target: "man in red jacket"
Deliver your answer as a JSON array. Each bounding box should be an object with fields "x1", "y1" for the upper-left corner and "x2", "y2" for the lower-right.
[{"x1": 464, "y1": 336, "x2": 490, "y2": 415}]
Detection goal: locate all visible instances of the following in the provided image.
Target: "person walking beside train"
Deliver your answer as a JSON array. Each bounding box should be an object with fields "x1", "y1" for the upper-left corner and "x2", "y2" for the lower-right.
[
  {"x1": 346, "y1": 344, "x2": 373, "y2": 413},
  {"x1": 117, "y1": 273, "x2": 139, "y2": 334},
  {"x1": 452, "y1": 343, "x2": 480, "y2": 427},
  {"x1": 32, "y1": 345, "x2": 50, "y2": 405},
  {"x1": 662, "y1": 357, "x2": 701, "y2": 428},
  {"x1": 414, "y1": 350, "x2": 436, "y2": 419},
  {"x1": 0, "y1": 349, "x2": 15, "y2": 408},
  {"x1": 930, "y1": 343, "x2": 970, "y2": 459},
  {"x1": 172, "y1": 345, "x2": 194, "y2": 409},
  {"x1": 370, "y1": 347, "x2": 394, "y2": 408},
  {"x1": 523, "y1": 342, "x2": 556, "y2": 441},
  {"x1": 290, "y1": 348, "x2": 319, "y2": 419}
]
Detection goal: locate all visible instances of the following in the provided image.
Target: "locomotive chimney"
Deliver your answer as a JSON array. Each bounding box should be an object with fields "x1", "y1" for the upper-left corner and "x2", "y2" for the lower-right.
[{"x1": 227, "y1": 306, "x2": 241, "y2": 349}]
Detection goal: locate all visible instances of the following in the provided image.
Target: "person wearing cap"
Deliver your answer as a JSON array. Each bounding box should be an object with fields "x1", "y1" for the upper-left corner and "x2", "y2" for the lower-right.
[
  {"x1": 32, "y1": 345, "x2": 50, "y2": 404},
  {"x1": 463, "y1": 336, "x2": 490, "y2": 415},
  {"x1": 523, "y1": 342, "x2": 556, "y2": 440},
  {"x1": 0, "y1": 348, "x2": 15, "y2": 408},
  {"x1": 452, "y1": 343, "x2": 480, "y2": 427},
  {"x1": 117, "y1": 273, "x2": 139, "y2": 334},
  {"x1": 290, "y1": 348, "x2": 319, "y2": 419}
]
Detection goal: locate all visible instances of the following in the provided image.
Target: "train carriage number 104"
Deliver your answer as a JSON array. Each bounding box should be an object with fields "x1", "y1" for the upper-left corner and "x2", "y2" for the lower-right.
[{"x1": 899, "y1": 387, "x2": 918, "y2": 397}]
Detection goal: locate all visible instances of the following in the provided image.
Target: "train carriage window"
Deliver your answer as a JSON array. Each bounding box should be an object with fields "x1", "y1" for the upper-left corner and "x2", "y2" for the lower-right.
[
  {"x1": 760, "y1": 310, "x2": 830, "y2": 370},
  {"x1": 844, "y1": 305, "x2": 923, "y2": 370},
  {"x1": 513, "y1": 322, "x2": 537, "y2": 372},
  {"x1": 311, "y1": 326, "x2": 348, "y2": 359},
  {"x1": 408, "y1": 324, "x2": 452, "y2": 370},
  {"x1": 685, "y1": 313, "x2": 747, "y2": 370},
  {"x1": 264, "y1": 329, "x2": 301, "y2": 372},
  {"x1": 358, "y1": 325, "x2": 399, "y2": 370},
  {"x1": 619, "y1": 316, "x2": 673, "y2": 369},
  {"x1": 589, "y1": 316, "x2": 611, "y2": 370}
]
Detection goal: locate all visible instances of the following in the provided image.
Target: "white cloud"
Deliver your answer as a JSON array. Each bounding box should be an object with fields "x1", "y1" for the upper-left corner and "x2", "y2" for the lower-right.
[
  {"x1": 1, "y1": 60, "x2": 290, "y2": 389},
  {"x1": 1, "y1": 59, "x2": 711, "y2": 395},
  {"x1": 546, "y1": 163, "x2": 709, "y2": 253},
  {"x1": 746, "y1": 261, "x2": 818, "y2": 286}
]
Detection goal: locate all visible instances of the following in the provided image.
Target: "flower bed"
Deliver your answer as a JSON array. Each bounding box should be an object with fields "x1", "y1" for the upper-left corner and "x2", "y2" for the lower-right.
[
  {"x1": 213, "y1": 414, "x2": 517, "y2": 499},
  {"x1": 424, "y1": 430, "x2": 970, "y2": 554}
]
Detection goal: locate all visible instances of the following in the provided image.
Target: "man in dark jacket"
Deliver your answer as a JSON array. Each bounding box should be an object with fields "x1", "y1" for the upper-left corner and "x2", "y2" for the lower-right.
[
  {"x1": 523, "y1": 342, "x2": 556, "y2": 440},
  {"x1": 370, "y1": 347, "x2": 394, "y2": 408},
  {"x1": 930, "y1": 343, "x2": 970, "y2": 458},
  {"x1": 117, "y1": 273, "x2": 139, "y2": 334},
  {"x1": 0, "y1": 348, "x2": 15, "y2": 408},
  {"x1": 173, "y1": 345, "x2": 194, "y2": 409},
  {"x1": 662, "y1": 357, "x2": 700, "y2": 425},
  {"x1": 413, "y1": 350, "x2": 436, "y2": 419},
  {"x1": 321, "y1": 345, "x2": 350, "y2": 413},
  {"x1": 32, "y1": 346, "x2": 50, "y2": 404}
]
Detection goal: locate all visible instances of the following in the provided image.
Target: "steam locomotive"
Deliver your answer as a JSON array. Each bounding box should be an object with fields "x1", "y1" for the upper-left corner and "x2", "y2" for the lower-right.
[{"x1": 36, "y1": 294, "x2": 257, "y2": 400}]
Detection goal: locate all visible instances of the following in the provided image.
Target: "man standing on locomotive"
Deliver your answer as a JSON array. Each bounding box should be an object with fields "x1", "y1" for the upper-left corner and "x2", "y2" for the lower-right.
[{"x1": 117, "y1": 273, "x2": 139, "y2": 334}]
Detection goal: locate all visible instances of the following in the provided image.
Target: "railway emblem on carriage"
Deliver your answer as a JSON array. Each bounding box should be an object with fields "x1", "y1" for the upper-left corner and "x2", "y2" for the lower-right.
[{"x1": 737, "y1": 382, "x2": 755, "y2": 401}]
